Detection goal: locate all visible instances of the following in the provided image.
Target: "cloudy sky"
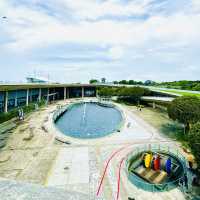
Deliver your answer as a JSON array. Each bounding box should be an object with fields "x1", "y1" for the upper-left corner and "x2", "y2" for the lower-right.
[{"x1": 0, "y1": 0, "x2": 200, "y2": 83}]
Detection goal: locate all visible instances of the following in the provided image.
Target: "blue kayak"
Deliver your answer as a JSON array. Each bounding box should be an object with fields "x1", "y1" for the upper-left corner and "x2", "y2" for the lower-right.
[{"x1": 166, "y1": 158, "x2": 171, "y2": 175}]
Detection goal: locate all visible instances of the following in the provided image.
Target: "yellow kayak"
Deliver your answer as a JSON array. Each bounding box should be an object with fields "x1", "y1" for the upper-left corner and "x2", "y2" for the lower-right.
[{"x1": 144, "y1": 153, "x2": 151, "y2": 168}]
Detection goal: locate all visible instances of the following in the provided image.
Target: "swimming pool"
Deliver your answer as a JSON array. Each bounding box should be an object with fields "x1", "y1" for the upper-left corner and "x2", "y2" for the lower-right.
[{"x1": 54, "y1": 102, "x2": 123, "y2": 139}]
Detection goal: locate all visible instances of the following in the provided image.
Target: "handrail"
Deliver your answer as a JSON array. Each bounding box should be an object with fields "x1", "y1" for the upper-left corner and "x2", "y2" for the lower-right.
[{"x1": 125, "y1": 144, "x2": 188, "y2": 192}]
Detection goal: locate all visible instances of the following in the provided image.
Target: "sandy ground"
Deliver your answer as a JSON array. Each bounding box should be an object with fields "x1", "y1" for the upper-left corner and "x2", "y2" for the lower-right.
[
  {"x1": 0, "y1": 99, "x2": 187, "y2": 200},
  {"x1": 0, "y1": 104, "x2": 61, "y2": 184}
]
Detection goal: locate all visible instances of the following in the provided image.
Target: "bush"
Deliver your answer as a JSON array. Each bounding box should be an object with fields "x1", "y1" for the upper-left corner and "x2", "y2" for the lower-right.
[
  {"x1": 0, "y1": 100, "x2": 46, "y2": 124},
  {"x1": 98, "y1": 86, "x2": 151, "y2": 104},
  {"x1": 188, "y1": 122, "x2": 200, "y2": 171},
  {"x1": 0, "y1": 109, "x2": 18, "y2": 123},
  {"x1": 167, "y1": 96, "x2": 200, "y2": 133}
]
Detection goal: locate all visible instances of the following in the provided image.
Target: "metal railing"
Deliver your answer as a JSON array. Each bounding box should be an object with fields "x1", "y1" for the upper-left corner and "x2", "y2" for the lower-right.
[{"x1": 125, "y1": 144, "x2": 188, "y2": 192}]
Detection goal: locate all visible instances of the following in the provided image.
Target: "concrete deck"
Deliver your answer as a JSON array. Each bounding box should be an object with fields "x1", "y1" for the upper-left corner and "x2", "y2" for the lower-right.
[
  {"x1": 0, "y1": 178, "x2": 88, "y2": 200},
  {"x1": 0, "y1": 98, "x2": 187, "y2": 200}
]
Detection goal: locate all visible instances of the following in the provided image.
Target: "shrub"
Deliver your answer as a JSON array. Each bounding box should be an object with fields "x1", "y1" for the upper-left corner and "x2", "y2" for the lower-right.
[
  {"x1": 188, "y1": 122, "x2": 200, "y2": 171},
  {"x1": 167, "y1": 96, "x2": 200, "y2": 133},
  {"x1": 0, "y1": 100, "x2": 46, "y2": 123}
]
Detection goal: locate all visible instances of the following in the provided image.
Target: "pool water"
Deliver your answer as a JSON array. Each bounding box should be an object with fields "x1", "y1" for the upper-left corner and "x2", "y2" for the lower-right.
[{"x1": 55, "y1": 102, "x2": 123, "y2": 139}]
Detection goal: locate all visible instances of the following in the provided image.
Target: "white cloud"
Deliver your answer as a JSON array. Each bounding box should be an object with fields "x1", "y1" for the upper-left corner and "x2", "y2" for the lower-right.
[
  {"x1": 192, "y1": 0, "x2": 200, "y2": 12},
  {"x1": 108, "y1": 46, "x2": 124, "y2": 60},
  {"x1": 1, "y1": 0, "x2": 200, "y2": 82},
  {"x1": 183, "y1": 65, "x2": 200, "y2": 72},
  {"x1": 1, "y1": 0, "x2": 199, "y2": 53},
  {"x1": 4, "y1": 10, "x2": 200, "y2": 53},
  {"x1": 60, "y1": 0, "x2": 151, "y2": 20}
]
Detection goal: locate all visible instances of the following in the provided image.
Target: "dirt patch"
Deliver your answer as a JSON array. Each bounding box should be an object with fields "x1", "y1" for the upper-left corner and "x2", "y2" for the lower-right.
[{"x1": 0, "y1": 103, "x2": 61, "y2": 184}]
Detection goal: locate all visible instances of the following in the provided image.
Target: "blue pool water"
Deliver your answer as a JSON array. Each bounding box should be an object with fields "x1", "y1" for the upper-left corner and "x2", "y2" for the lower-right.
[{"x1": 55, "y1": 102, "x2": 123, "y2": 139}]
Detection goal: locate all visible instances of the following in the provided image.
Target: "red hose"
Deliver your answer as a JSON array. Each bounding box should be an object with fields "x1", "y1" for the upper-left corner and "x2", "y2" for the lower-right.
[
  {"x1": 96, "y1": 145, "x2": 131, "y2": 196},
  {"x1": 116, "y1": 157, "x2": 125, "y2": 200}
]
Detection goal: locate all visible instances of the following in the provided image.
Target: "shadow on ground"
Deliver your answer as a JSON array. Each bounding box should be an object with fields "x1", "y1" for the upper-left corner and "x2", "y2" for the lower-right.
[{"x1": 160, "y1": 122, "x2": 187, "y2": 143}]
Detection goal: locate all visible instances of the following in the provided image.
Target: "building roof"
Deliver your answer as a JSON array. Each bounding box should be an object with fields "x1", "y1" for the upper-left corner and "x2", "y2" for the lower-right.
[{"x1": 0, "y1": 83, "x2": 98, "y2": 91}]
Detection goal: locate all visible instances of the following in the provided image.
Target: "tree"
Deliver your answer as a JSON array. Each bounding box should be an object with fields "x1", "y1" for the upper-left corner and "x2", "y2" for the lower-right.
[
  {"x1": 128, "y1": 80, "x2": 135, "y2": 85},
  {"x1": 193, "y1": 83, "x2": 200, "y2": 91},
  {"x1": 89, "y1": 79, "x2": 99, "y2": 84},
  {"x1": 155, "y1": 80, "x2": 200, "y2": 91},
  {"x1": 117, "y1": 87, "x2": 149, "y2": 103},
  {"x1": 144, "y1": 80, "x2": 156, "y2": 86},
  {"x1": 98, "y1": 87, "x2": 115, "y2": 97},
  {"x1": 98, "y1": 87, "x2": 150, "y2": 103},
  {"x1": 119, "y1": 80, "x2": 128, "y2": 85},
  {"x1": 101, "y1": 78, "x2": 106, "y2": 83},
  {"x1": 167, "y1": 96, "x2": 200, "y2": 133},
  {"x1": 188, "y1": 122, "x2": 200, "y2": 171}
]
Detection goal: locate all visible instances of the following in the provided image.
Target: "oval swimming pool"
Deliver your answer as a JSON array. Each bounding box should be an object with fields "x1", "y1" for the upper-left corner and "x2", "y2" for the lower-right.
[{"x1": 54, "y1": 102, "x2": 123, "y2": 139}]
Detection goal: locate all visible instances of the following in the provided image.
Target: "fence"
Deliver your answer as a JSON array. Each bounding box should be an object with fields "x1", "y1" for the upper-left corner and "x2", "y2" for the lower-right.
[{"x1": 125, "y1": 144, "x2": 188, "y2": 192}]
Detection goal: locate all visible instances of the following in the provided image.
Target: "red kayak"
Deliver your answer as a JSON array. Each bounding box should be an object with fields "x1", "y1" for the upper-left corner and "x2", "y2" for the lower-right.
[{"x1": 154, "y1": 156, "x2": 160, "y2": 170}]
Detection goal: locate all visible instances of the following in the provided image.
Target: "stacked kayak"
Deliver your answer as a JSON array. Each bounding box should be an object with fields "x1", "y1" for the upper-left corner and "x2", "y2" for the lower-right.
[{"x1": 143, "y1": 152, "x2": 171, "y2": 175}]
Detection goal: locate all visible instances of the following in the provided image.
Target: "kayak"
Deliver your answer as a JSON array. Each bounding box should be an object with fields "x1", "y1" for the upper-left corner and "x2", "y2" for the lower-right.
[
  {"x1": 154, "y1": 156, "x2": 160, "y2": 170},
  {"x1": 166, "y1": 158, "x2": 172, "y2": 174},
  {"x1": 144, "y1": 153, "x2": 151, "y2": 168}
]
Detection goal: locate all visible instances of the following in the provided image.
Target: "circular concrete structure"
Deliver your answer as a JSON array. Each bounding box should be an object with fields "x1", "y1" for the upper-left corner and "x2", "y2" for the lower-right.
[{"x1": 126, "y1": 147, "x2": 186, "y2": 192}]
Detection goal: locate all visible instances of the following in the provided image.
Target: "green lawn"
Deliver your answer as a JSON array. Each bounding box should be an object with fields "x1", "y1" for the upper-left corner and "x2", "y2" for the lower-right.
[{"x1": 158, "y1": 89, "x2": 200, "y2": 97}]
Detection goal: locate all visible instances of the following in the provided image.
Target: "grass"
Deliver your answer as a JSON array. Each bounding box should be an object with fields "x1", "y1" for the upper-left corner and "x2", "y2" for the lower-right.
[
  {"x1": 127, "y1": 105, "x2": 188, "y2": 145},
  {"x1": 158, "y1": 89, "x2": 200, "y2": 97}
]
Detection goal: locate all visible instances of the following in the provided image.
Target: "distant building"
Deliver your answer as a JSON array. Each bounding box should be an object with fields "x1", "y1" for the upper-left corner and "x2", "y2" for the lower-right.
[{"x1": 26, "y1": 76, "x2": 49, "y2": 83}]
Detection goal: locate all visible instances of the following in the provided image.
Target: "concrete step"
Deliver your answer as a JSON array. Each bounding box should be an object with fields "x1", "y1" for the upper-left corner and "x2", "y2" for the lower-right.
[
  {"x1": 144, "y1": 169, "x2": 157, "y2": 179},
  {"x1": 153, "y1": 171, "x2": 167, "y2": 184},
  {"x1": 0, "y1": 178, "x2": 88, "y2": 200}
]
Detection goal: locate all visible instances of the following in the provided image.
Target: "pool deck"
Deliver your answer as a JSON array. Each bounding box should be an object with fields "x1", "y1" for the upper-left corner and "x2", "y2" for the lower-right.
[{"x1": 0, "y1": 98, "x2": 186, "y2": 200}]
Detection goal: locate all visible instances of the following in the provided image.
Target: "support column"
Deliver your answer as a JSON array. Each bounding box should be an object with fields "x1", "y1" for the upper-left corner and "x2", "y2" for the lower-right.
[
  {"x1": 4, "y1": 91, "x2": 8, "y2": 113},
  {"x1": 67, "y1": 88, "x2": 69, "y2": 99},
  {"x1": 26, "y1": 89, "x2": 29, "y2": 106},
  {"x1": 96, "y1": 88, "x2": 98, "y2": 97},
  {"x1": 82, "y1": 87, "x2": 84, "y2": 98},
  {"x1": 38, "y1": 88, "x2": 42, "y2": 102},
  {"x1": 47, "y1": 88, "x2": 49, "y2": 104},
  {"x1": 14, "y1": 92, "x2": 18, "y2": 107},
  {"x1": 64, "y1": 87, "x2": 66, "y2": 100},
  {"x1": 153, "y1": 102, "x2": 156, "y2": 109}
]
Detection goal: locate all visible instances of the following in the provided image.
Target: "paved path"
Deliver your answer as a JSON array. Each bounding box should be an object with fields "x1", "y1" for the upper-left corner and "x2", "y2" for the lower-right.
[{"x1": 0, "y1": 178, "x2": 88, "y2": 200}]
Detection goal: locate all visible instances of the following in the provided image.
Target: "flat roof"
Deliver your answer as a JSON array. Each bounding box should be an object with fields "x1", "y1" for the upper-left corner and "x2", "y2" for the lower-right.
[
  {"x1": 141, "y1": 96, "x2": 174, "y2": 102},
  {"x1": 0, "y1": 83, "x2": 98, "y2": 91}
]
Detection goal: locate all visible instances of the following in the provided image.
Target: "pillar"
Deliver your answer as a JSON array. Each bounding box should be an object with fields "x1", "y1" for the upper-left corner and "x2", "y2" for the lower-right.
[
  {"x1": 29, "y1": 90, "x2": 32, "y2": 103},
  {"x1": 47, "y1": 88, "x2": 49, "y2": 104},
  {"x1": 64, "y1": 87, "x2": 66, "y2": 100},
  {"x1": 67, "y1": 88, "x2": 69, "y2": 99},
  {"x1": 153, "y1": 102, "x2": 156, "y2": 109},
  {"x1": 82, "y1": 87, "x2": 84, "y2": 98},
  {"x1": 14, "y1": 91, "x2": 18, "y2": 107},
  {"x1": 96, "y1": 88, "x2": 98, "y2": 97},
  {"x1": 38, "y1": 88, "x2": 42, "y2": 102},
  {"x1": 4, "y1": 91, "x2": 8, "y2": 113},
  {"x1": 26, "y1": 89, "x2": 29, "y2": 106}
]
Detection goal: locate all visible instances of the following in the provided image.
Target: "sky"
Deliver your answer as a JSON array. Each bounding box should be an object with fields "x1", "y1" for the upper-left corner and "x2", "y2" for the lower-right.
[{"x1": 0, "y1": 0, "x2": 200, "y2": 83}]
